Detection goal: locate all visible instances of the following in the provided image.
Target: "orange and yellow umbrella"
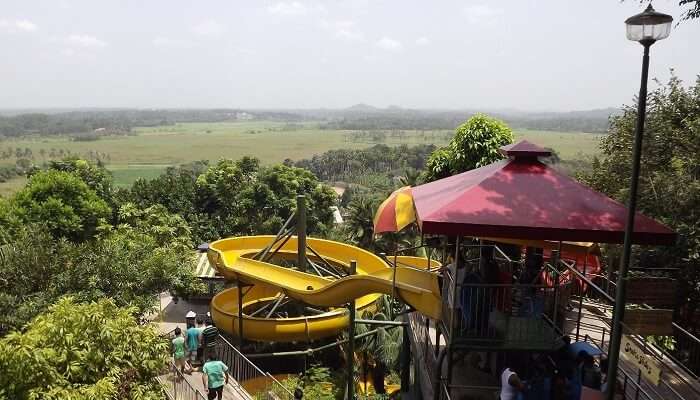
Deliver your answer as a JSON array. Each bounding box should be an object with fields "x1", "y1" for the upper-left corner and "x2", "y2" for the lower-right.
[{"x1": 373, "y1": 186, "x2": 416, "y2": 234}]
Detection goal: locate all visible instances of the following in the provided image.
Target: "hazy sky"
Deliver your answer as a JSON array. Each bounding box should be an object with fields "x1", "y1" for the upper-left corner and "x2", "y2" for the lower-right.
[{"x1": 1, "y1": 0, "x2": 699, "y2": 111}]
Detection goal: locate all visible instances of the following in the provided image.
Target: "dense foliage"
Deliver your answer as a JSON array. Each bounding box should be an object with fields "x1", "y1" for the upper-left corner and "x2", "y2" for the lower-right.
[
  {"x1": 126, "y1": 157, "x2": 337, "y2": 243},
  {"x1": 0, "y1": 159, "x2": 202, "y2": 333},
  {"x1": 11, "y1": 170, "x2": 111, "y2": 242},
  {"x1": 0, "y1": 109, "x2": 305, "y2": 139},
  {"x1": 317, "y1": 107, "x2": 612, "y2": 133},
  {"x1": 293, "y1": 144, "x2": 435, "y2": 184},
  {"x1": 424, "y1": 114, "x2": 514, "y2": 181},
  {"x1": 0, "y1": 219, "x2": 201, "y2": 334},
  {"x1": 585, "y1": 75, "x2": 700, "y2": 330},
  {"x1": 0, "y1": 297, "x2": 168, "y2": 400}
]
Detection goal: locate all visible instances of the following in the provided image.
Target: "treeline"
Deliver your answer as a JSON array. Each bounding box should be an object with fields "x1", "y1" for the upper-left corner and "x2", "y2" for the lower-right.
[
  {"x1": 0, "y1": 109, "x2": 305, "y2": 138},
  {"x1": 317, "y1": 108, "x2": 615, "y2": 133},
  {"x1": 292, "y1": 144, "x2": 436, "y2": 184},
  {"x1": 0, "y1": 107, "x2": 615, "y2": 138}
]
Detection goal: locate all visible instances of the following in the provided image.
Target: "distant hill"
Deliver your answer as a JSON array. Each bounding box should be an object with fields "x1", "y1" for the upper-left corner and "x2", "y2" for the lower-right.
[{"x1": 345, "y1": 103, "x2": 379, "y2": 112}]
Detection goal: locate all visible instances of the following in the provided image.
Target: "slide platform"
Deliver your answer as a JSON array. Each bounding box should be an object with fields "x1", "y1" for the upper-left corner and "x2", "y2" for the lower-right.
[{"x1": 208, "y1": 236, "x2": 441, "y2": 342}]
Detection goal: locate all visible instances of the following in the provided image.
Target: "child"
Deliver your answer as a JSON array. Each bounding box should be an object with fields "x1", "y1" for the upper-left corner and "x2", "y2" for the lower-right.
[{"x1": 172, "y1": 327, "x2": 190, "y2": 376}]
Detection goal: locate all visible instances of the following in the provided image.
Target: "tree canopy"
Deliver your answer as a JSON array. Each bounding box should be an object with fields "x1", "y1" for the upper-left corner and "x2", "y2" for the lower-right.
[
  {"x1": 12, "y1": 170, "x2": 111, "y2": 242},
  {"x1": 127, "y1": 156, "x2": 337, "y2": 243},
  {"x1": 585, "y1": 74, "x2": 700, "y2": 329},
  {"x1": 0, "y1": 297, "x2": 167, "y2": 400},
  {"x1": 424, "y1": 114, "x2": 514, "y2": 181}
]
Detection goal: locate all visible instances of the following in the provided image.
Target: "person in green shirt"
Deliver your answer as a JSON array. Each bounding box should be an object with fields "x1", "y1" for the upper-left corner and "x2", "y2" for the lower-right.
[
  {"x1": 171, "y1": 327, "x2": 191, "y2": 376},
  {"x1": 202, "y1": 353, "x2": 229, "y2": 400}
]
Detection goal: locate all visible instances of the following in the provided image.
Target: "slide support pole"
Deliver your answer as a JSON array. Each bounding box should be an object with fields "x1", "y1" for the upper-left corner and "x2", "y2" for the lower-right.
[
  {"x1": 297, "y1": 195, "x2": 307, "y2": 272},
  {"x1": 237, "y1": 282, "x2": 244, "y2": 349},
  {"x1": 346, "y1": 260, "x2": 357, "y2": 400}
]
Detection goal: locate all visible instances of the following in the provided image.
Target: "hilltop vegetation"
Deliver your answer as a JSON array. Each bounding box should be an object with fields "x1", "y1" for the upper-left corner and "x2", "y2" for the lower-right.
[{"x1": 0, "y1": 106, "x2": 614, "y2": 140}]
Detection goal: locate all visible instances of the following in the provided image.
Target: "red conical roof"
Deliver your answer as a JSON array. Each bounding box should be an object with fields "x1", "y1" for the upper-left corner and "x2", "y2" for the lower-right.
[{"x1": 411, "y1": 141, "x2": 675, "y2": 245}]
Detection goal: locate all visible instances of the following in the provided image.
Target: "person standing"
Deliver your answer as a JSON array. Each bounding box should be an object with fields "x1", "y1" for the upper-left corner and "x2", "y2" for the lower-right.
[
  {"x1": 500, "y1": 365, "x2": 525, "y2": 400},
  {"x1": 200, "y1": 317, "x2": 219, "y2": 361},
  {"x1": 186, "y1": 318, "x2": 203, "y2": 367},
  {"x1": 172, "y1": 327, "x2": 190, "y2": 376},
  {"x1": 202, "y1": 353, "x2": 229, "y2": 400}
]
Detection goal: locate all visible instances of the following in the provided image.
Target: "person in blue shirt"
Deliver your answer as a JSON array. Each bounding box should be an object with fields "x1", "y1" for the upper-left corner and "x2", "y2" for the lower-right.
[{"x1": 186, "y1": 318, "x2": 203, "y2": 366}]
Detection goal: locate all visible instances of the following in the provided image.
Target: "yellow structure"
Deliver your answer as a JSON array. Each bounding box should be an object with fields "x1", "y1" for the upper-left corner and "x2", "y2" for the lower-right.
[{"x1": 208, "y1": 235, "x2": 441, "y2": 342}]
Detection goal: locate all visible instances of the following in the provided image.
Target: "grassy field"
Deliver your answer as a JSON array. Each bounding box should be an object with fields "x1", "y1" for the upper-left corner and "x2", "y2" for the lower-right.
[{"x1": 0, "y1": 121, "x2": 604, "y2": 193}]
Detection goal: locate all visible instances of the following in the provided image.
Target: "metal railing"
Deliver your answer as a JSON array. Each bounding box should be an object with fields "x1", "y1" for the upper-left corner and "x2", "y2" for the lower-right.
[
  {"x1": 566, "y1": 260, "x2": 700, "y2": 380},
  {"x1": 442, "y1": 269, "x2": 566, "y2": 348},
  {"x1": 564, "y1": 260, "x2": 700, "y2": 400},
  {"x1": 409, "y1": 312, "x2": 438, "y2": 384},
  {"x1": 214, "y1": 335, "x2": 294, "y2": 399},
  {"x1": 160, "y1": 361, "x2": 207, "y2": 400}
]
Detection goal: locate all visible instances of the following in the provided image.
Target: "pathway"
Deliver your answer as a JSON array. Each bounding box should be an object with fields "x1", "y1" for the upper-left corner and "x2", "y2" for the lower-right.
[
  {"x1": 565, "y1": 298, "x2": 700, "y2": 400},
  {"x1": 157, "y1": 369, "x2": 252, "y2": 400},
  {"x1": 152, "y1": 293, "x2": 255, "y2": 400}
]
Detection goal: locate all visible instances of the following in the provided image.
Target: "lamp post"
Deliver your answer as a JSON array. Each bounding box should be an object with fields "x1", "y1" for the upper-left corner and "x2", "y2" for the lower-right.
[{"x1": 605, "y1": 5, "x2": 672, "y2": 400}]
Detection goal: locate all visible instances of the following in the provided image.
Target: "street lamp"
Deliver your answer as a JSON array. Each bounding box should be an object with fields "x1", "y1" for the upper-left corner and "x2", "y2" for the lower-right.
[{"x1": 605, "y1": 4, "x2": 672, "y2": 400}]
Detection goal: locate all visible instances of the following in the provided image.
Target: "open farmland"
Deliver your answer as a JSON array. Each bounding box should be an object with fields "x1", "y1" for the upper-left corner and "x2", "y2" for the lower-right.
[{"x1": 0, "y1": 121, "x2": 603, "y2": 192}]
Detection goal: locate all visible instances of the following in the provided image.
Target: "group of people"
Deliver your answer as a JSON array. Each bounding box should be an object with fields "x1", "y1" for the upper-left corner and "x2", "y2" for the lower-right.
[
  {"x1": 171, "y1": 313, "x2": 230, "y2": 400},
  {"x1": 498, "y1": 336, "x2": 608, "y2": 400}
]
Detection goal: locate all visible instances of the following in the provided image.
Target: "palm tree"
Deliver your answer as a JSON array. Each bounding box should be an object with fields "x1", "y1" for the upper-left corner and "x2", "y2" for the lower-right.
[
  {"x1": 398, "y1": 168, "x2": 421, "y2": 187},
  {"x1": 344, "y1": 195, "x2": 377, "y2": 250},
  {"x1": 354, "y1": 296, "x2": 403, "y2": 395}
]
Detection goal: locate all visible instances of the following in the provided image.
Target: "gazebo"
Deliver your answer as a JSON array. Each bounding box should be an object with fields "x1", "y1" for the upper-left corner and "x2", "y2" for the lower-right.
[{"x1": 375, "y1": 140, "x2": 676, "y2": 400}]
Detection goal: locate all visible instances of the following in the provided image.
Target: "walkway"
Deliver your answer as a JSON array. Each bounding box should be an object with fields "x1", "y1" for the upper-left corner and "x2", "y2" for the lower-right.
[
  {"x1": 565, "y1": 298, "x2": 700, "y2": 400},
  {"x1": 157, "y1": 369, "x2": 252, "y2": 400},
  {"x1": 152, "y1": 293, "x2": 255, "y2": 400}
]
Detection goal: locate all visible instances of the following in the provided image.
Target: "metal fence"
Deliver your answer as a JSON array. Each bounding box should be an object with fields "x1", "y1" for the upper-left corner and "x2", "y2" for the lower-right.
[
  {"x1": 160, "y1": 361, "x2": 207, "y2": 400},
  {"x1": 214, "y1": 335, "x2": 294, "y2": 399},
  {"x1": 442, "y1": 267, "x2": 565, "y2": 348}
]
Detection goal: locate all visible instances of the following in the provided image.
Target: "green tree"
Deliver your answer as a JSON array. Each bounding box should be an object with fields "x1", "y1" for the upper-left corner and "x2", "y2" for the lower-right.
[
  {"x1": 0, "y1": 198, "x2": 21, "y2": 244},
  {"x1": 46, "y1": 158, "x2": 115, "y2": 206},
  {"x1": 424, "y1": 114, "x2": 514, "y2": 181},
  {"x1": 355, "y1": 296, "x2": 403, "y2": 395},
  {"x1": 115, "y1": 203, "x2": 193, "y2": 249},
  {"x1": 629, "y1": 1, "x2": 700, "y2": 21},
  {"x1": 12, "y1": 170, "x2": 111, "y2": 242},
  {"x1": 584, "y1": 74, "x2": 700, "y2": 329},
  {"x1": 0, "y1": 221, "x2": 201, "y2": 334},
  {"x1": 344, "y1": 195, "x2": 379, "y2": 250},
  {"x1": 0, "y1": 297, "x2": 167, "y2": 400},
  {"x1": 195, "y1": 157, "x2": 336, "y2": 237},
  {"x1": 398, "y1": 168, "x2": 421, "y2": 187}
]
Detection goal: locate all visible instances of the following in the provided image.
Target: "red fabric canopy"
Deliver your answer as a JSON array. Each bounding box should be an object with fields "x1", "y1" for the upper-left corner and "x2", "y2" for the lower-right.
[{"x1": 412, "y1": 140, "x2": 675, "y2": 245}]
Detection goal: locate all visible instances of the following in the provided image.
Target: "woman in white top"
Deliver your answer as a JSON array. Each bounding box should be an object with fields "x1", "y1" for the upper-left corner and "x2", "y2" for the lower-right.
[{"x1": 500, "y1": 366, "x2": 525, "y2": 400}]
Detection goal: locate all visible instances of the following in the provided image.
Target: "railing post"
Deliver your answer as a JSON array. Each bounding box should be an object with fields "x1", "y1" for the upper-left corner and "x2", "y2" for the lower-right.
[
  {"x1": 635, "y1": 368, "x2": 642, "y2": 400},
  {"x1": 601, "y1": 328, "x2": 606, "y2": 350},
  {"x1": 552, "y1": 249, "x2": 560, "y2": 330},
  {"x1": 576, "y1": 257, "x2": 588, "y2": 341},
  {"x1": 445, "y1": 236, "x2": 460, "y2": 399}
]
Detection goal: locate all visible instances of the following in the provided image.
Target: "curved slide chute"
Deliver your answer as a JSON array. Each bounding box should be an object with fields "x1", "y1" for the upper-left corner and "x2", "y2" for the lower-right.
[{"x1": 208, "y1": 236, "x2": 441, "y2": 342}]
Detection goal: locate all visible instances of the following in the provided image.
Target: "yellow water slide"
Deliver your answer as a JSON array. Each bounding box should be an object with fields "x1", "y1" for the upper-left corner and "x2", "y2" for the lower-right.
[{"x1": 208, "y1": 236, "x2": 441, "y2": 342}]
